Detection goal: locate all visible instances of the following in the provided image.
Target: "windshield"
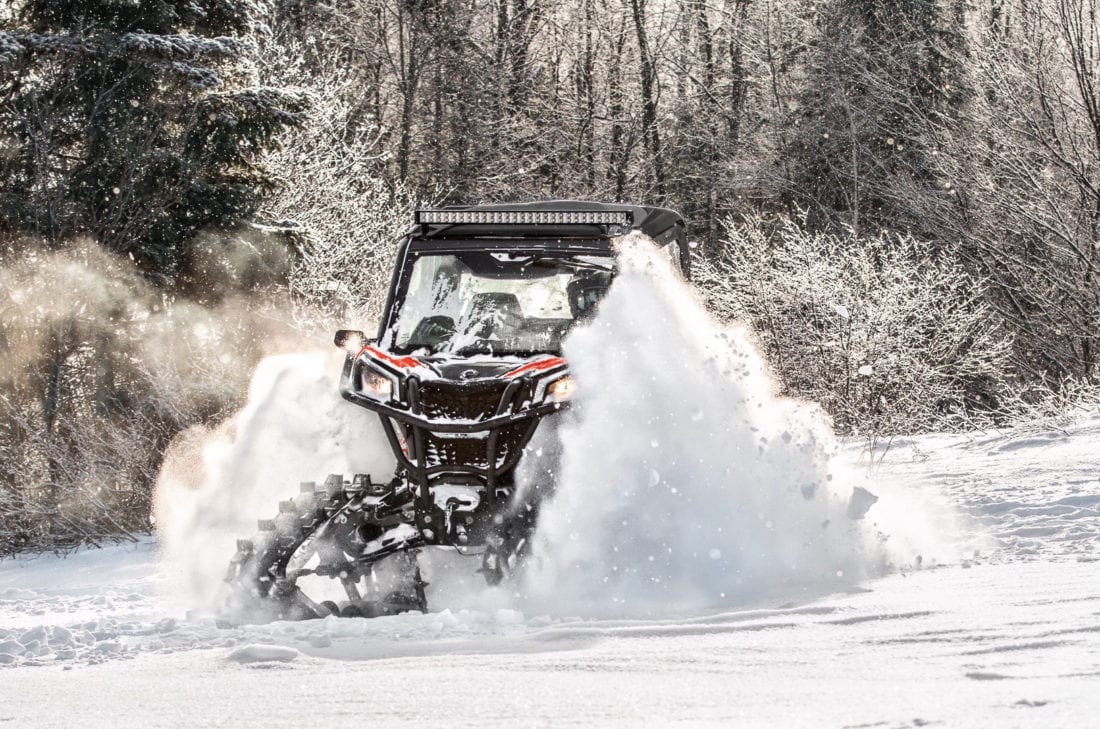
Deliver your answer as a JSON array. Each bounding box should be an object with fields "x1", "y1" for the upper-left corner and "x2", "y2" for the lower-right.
[{"x1": 388, "y1": 251, "x2": 614, "y2": 356}]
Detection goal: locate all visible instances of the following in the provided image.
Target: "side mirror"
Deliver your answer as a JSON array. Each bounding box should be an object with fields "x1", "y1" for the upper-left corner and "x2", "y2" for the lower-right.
[{"x1": 334, "y1": 329, "x2": 369, "y2": 353}]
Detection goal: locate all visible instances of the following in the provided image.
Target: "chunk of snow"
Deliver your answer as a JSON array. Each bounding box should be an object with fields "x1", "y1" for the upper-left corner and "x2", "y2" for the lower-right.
[
  {"x1": 227, "y1": 644, "x2": 300, "y2": 663},
  {"x1": 18, "y1": 626, "x2": 47, "y2": 645},
  {"x1": 0, "y1": 639, "x2": 24, "y2": 655},
  {"x1": 847, "y1": 487, "x2": 879, "y2": 520},
  {"x1": 48, "y1": 626, "x2": 74, "y2": 647}
]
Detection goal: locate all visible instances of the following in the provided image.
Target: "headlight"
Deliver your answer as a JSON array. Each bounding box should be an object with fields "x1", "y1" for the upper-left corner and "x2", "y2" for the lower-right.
[
  {"x1": 546, "y1": 375, "x2": 576, "y2": 403},
  {"x1": 359, "y1": 367, "x2": 394, "y2": 401}
]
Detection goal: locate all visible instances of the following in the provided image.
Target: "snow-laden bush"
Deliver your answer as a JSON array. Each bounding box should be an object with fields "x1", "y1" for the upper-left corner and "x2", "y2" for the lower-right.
[
  {"x1": 256, "y1": 39, "x2": 423, "y2": 329},
  {"x1": 694, "y1": 214, "x2": 1014, "y2": 435}
]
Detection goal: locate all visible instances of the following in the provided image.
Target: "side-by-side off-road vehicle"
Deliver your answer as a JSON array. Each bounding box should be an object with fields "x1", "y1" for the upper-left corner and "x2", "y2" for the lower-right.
[{"x1": 224, "y1": 201, "x2": 689, "y2": 621}]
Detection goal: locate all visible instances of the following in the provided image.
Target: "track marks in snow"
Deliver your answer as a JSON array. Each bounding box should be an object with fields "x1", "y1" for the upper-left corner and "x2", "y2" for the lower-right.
[
  {"x1": 854, "y1": 413, "x2": 1100, "y2": 562},
  {"x1": 824, "y1": 610, "x2": 937, "y2": 626},
  {"x1": 966, "y1": 671, "x2": 1011, "y2": 681},
  {"x1": 530, "y1": 619, "x2": 802, "y2": 642},
  {"x1": 989, "y1": 431, "x2": 1069, "y2": 453},
  {"x1": 961, "y1": 639, "x2": 1073, "y2": 656},
  {"x1": 1013, "y1": 698, "x2": 1050, "y2": 707},
  {"x1": 1010, "y1": 592, "x2": 1100, "y2": 607}
]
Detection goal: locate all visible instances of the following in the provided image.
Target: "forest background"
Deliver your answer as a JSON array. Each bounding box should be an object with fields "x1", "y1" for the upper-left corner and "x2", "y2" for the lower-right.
[{"x1": 1, "y1": 0, "x2": 1097, "y2": 551}]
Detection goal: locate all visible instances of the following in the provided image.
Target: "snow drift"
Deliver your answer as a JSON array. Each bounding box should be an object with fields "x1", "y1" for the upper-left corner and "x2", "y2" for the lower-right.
[{"x1": 522, "y1": 234, "x2": 944, "y2": 615}]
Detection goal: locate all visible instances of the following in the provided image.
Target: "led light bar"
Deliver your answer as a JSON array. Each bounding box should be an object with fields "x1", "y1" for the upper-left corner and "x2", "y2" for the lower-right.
[{"x1": 415, "y1": 209, "x2": 634, "y2": 226}]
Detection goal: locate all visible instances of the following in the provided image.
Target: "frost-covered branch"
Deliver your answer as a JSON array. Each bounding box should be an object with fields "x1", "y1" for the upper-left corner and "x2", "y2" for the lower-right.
[{"x1": 695, "y1": 213, "x2": 1015, "y2": 435}]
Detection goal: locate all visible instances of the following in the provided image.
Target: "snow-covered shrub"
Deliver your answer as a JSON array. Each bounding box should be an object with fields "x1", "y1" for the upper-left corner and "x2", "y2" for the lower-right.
[
  {"x1": 255, "y1": 38, "x2": 423, "y2": 329},
  {"x1": 996, "y1": 377, "x2": 1100, "y2": 433},
  {"x1": 694, "y1": 214, "x2": 1014, "y2": 435}
]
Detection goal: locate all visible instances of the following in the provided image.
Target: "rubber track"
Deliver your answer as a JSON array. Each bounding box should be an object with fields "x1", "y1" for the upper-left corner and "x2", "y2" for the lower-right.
[{"x1": 223, "y1": 474, "x2": 358, "y2": 621}]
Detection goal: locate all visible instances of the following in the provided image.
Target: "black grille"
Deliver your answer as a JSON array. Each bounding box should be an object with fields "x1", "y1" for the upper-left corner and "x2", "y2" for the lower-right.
[
  {"x1": 416, "y1": 381, "x2": 509, "y2": 421},
  {"x1": 422, "y1": 423, "x2": 529, "y2": 471},
  {"x1": 407, "y1": 380, "x2": 535, "y2": 474}
]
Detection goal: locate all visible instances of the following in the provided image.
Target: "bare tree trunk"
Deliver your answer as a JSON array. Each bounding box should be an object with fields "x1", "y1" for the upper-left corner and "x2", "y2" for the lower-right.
[
  {"x1": 696, "y1": 1, "x2": 717, "y2": 247},
  {"x1": 608, "y1": 16, "x2": 628, "y2": 199},
  {"x1": 40, "y1": 333, "x2": 69, "y2": 523},
  {"x1": 508, "y1": 0, "x2": 541, "y2": 108},
  {"x1": 630, "y1": 0, "x2": 665, "y2": 197},
  {"x1": 761, "y1": 0, "x2": 791, "y2": 183},
  {"x1": 727, "y1": 0, "x2": 749, "y2": 146},
  {"x1": 396, "y1": 2, "x2": 420, "y2": 181},
  {"x1": 581, "y1": 0, "x2": 598, "y2": 190}
]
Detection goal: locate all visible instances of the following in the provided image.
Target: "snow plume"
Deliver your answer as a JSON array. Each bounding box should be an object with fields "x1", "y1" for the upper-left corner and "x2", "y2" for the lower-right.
[
  {"x1": 523, "y1": 233, "x2": 946, "y2": 617},
  {"x1": 153, "y1": 351, "x2": 395, "y2": 609},
  {"x1": 0, "y1": 232, "x2": 301, "y2": 390},
  {"x1": 0, "y1": 236, "x2": 307, "y2": 553}
]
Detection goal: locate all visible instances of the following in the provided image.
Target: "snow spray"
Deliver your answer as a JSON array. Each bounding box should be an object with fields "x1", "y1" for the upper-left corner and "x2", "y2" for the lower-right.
[
  {"x1": 154, "y1": 235, "x2": 953, "y2": 616},
  {"x1": 522, "y1": 234, "x2": 944, "y2": 616},
  {"x1": 153, "y1": 351, "x2": 395, "y2": 609}
]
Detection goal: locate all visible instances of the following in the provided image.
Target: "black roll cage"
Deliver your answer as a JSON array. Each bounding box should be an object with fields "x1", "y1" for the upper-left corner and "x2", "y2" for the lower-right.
[
  {"x1": 343, "y1": 201, "x2": 686, "y2": 544},
  {"x1": 375, "y1": 201, "x2": 688, "y2": 342},
  {"x1": 376, "y1": 237, "x2": 618, "y2": 344}
]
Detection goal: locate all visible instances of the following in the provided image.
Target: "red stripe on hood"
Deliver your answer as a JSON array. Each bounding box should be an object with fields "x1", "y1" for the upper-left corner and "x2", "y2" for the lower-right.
[
  {"x1": 504, "y1": 357, "x2": 567, "y2": 378},
  {"x1": 356, "y1": 345, "x2": 423, "y2": 370}
]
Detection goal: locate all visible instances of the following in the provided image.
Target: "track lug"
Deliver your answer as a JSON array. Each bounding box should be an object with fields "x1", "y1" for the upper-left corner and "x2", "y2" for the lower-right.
[
  {"x1": 225, "y1": 475, "x2": 432, "y2": 625},
  {"x1": 323, "y1": 474, "x2": 344, "y2": 497}
]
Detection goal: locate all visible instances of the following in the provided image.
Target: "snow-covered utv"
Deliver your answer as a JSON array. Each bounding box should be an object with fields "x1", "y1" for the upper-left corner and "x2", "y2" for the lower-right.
[{"x1": 224, "y1": 201, "x2": 688, "y2": 621}]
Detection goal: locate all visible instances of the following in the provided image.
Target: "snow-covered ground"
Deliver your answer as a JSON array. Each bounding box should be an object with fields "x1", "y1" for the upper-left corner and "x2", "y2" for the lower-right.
[{"x1": 1, "y1": 413, "x2": 1098, "y2": 728}]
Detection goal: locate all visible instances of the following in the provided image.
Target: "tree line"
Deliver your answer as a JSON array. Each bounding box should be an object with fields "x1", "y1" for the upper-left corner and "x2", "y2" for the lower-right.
[
  {"x1": 271, "y1": 0, "x2": 1099, "y2": 389},
  {"x1": 1, "y1": 0, "x2": 1098, "y2": 551}
]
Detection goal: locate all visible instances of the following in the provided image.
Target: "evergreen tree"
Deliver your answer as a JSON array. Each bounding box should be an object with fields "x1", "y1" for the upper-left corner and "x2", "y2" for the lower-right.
[
  {"x1": 788, "y1": 0, "x2": 966, "y2": 235},
  {"x1": 0, "y1": 0, "x2": 305, "y2": 281}
]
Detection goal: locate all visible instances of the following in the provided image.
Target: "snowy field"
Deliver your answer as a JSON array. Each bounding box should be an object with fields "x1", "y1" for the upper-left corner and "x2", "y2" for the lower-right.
[{"x1": 1, "y1": 413, "x2": 1098, "y2": 728}]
